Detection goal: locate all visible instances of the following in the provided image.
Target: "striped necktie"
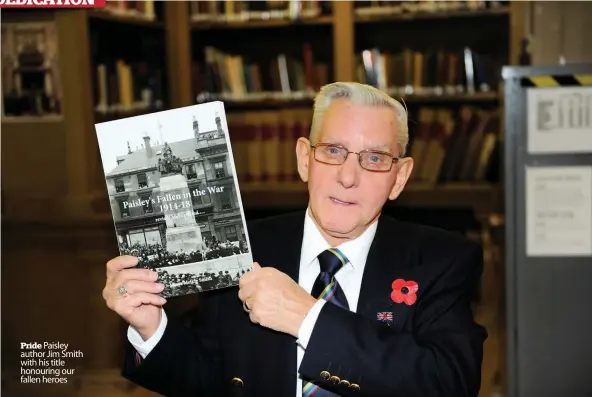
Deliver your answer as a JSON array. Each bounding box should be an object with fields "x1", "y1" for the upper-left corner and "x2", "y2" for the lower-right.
[{"x1": 302, "y1": 248, "x2": 349, "y2": 397}]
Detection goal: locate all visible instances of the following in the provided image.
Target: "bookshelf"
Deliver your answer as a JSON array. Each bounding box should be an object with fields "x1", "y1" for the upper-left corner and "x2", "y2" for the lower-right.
[
  {"x1": 355, "y1": 4, "x2": 510, "y2": 23},
  {"x1": 1, "y1": 0, "x2": 525, "y2": 225},
  {"x1": 190, "y1": 15, "x2": 333, "y2": 30},
  {"x1": 89, "y1": 8, "x2": 165, "y2": 28}
]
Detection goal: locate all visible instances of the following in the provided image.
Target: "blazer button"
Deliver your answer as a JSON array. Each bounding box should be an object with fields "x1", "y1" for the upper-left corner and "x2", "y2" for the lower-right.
[
  {"x1": 339, "y1": 380, "x2": 351, "y2": 387},
  {"x1": 320, "y1": 371, "x2": 330, "y2": 380},
  {"x1": 231, "y1": 377, "x2": 244, "y2": 387},
  {"x1": 329, "y1": 376, "x2": 340, "y2": 384},
  {"x1": 349, "y1": 383, "x2": 360, "y2": 392}
]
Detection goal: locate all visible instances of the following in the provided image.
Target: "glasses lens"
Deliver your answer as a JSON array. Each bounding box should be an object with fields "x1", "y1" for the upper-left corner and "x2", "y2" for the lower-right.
[
  {"x1": 315, "y1": 145, "x2": 346, "y2": 164},
  {"x1": 360, "y1": 152, "x2": 392, "y2": 171}
]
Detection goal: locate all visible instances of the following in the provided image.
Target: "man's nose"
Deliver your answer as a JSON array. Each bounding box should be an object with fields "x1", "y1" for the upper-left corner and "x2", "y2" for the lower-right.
[{"x1": 336, "y1": 154, "x2": 360, "y2": 188}]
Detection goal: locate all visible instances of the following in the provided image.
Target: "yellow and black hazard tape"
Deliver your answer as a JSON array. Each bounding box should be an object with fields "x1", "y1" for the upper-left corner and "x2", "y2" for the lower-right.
[{"x1": 521, "y1": 74, "x2": 592, "y2": 87}]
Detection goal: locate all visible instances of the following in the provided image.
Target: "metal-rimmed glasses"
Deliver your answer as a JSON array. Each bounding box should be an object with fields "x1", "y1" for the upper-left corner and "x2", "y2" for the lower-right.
[{"x1": 310, "y1": 143, "x2": 400, "y2": 172}]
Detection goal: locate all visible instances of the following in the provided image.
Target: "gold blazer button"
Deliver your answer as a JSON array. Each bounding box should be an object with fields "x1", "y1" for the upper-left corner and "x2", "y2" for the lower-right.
[
  {"x1": 339, "y1": 379, "x2": 351, "y2": 387},
  {"x1": 231, "y1": 377, "x2": 244, "y2": 387},
  {"x1": 349, "y1": 383, "x2": 360, "y2": 392},
  {"x1": 320, "y1": 371, "x2": 331, "y2": 380},
  {"x1": 329, "y1": 376, "x2": 341, "y2": 384}
]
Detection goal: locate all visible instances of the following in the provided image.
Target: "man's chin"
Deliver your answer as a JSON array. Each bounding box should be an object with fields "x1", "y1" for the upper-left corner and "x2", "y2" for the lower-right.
[
  {"x1": 318, "y1": 217, "x2": 359, "y2": 238},
  {"x1": 310, "y1": 202, "x2": 363, "y2": 236}
]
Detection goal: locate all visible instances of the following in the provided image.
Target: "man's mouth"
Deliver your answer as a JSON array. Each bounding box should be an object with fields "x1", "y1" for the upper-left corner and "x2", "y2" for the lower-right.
[{"x1": 330, "y1": 197, "x2": 355, "y2": 205}]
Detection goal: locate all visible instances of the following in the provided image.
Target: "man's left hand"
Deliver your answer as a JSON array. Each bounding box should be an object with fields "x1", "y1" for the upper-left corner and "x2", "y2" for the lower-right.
[{"x1": 238, "y1": 262, "x2": 317, "y2": 337}]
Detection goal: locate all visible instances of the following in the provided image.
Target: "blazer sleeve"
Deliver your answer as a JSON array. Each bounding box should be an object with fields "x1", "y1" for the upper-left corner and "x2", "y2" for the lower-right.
[
  {"x1": 120, "y1": 292, "x2": 223, "y2": 397},
  {"x1": 298, "y1": 243, "x2": 488, "y2": 397}
]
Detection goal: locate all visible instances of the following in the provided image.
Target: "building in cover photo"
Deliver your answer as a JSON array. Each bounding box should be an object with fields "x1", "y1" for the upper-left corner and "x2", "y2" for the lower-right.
[{"x1": 104, "y1": 113, "x2": 245, "y2": 251}]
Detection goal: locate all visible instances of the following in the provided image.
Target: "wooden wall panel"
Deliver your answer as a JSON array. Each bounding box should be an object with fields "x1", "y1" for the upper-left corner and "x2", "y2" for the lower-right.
[
  {"x1": 1, "y1": 121, "x2": 69, "y2": 222},
  {"x1": 332, "y1": 1, "x2": 355, "y2": 82},
  {"x1": 530, "y1": 1, "x2": 592, "y2": 65},
  {"x1": 54, "y1": 11, "x2": 95, "y2": 202},
  {"x1": 562, "y1": 1, "x2": 592, "y2": 63},
  {"x1": 165, "y1": 2, "x2": 192, "y2": 108},
  {"x1": 1, "y1": 121, "x2": 68, "y2": 194}
]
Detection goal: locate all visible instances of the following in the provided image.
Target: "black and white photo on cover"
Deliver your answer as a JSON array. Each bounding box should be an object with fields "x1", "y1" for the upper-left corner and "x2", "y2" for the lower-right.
[{"x1": 95, "y1": 101, "x2": 253, "y2": 297}]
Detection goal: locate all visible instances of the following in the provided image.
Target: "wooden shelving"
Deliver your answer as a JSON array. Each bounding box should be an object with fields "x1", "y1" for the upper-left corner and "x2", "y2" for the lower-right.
[
  {"x1": 238, "y1": 182, "x2": 501, "y2": 214},
  {"x1": 191, "y1": 15, "x2": 333, "y2": 30},
  {"x1": 94, "y1": 108, "x2": 164, "y2": 123},
  {"x1": 196, "y1": 91, "x2": 498, "y2": 109},
  {"x1": 2, "y1": 0, "x2": 524, "y2": 224},
  {"x1": 395, "y1": 182, "x2": 502, "y2": 214},
  {"x1": 89, "y1": 9, "x2": 164, "y2": 28},
  {"x1": 197, "y1": 96, "x2": 314, "y2": 110},
  {"x1": 355, "y1": 6, "x2": 509, "y2": 24},
  {"x1": 377, "y1": 91, "x2": 499, "y2": 104},
  {"x1": 1, "y1": 115, "x2": 64, "y2": 123}
]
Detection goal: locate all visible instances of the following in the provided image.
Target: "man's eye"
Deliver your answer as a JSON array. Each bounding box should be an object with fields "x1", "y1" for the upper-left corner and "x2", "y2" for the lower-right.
[{"x1": 367, "y1": 154, "x2": 387, "y2": 164}]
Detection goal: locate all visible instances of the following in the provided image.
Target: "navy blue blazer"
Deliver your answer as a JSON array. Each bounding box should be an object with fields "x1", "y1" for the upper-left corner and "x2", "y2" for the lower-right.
[{"x1": 122, "y1": 210, "x2": 487, "y2": 397}]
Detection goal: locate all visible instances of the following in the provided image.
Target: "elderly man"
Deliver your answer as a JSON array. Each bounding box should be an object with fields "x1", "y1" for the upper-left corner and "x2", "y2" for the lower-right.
[{"x1": 103, "y1": 82, "x2": 487, "y2": 397}]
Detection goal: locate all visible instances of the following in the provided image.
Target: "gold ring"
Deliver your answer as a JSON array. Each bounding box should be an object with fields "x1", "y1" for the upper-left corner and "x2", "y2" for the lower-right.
[{"x1": 243, "y1": 301, "x2": 251, "y2": 312}]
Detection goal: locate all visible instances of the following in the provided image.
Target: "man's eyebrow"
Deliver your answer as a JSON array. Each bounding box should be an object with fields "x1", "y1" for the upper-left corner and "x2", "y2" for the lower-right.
[
  {"x1": 364, "y1": 143, "x2": 392, "y2": 152},
  {"x1": 320, "y1": 139, "x2": 393, "y2": 153}
]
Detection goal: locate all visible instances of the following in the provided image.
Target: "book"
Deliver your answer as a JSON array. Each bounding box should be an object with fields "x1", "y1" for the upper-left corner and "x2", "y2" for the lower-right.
[{"x1": 94, "y1": 101, "x2": 253, "y2": 298}]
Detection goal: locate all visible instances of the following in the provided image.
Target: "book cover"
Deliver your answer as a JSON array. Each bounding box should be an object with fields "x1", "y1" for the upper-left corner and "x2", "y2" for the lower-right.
[{"x1": 95, "y1": 101, "x2": 253, "y2": 298}]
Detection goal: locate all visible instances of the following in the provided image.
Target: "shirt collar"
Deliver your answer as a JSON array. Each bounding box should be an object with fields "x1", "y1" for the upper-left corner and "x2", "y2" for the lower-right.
[{"x1": 301, "y1": 207, "x2": 378, "y2": 270}]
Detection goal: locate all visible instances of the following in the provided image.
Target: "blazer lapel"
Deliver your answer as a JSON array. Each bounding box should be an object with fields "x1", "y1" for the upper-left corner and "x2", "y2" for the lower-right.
[{"x1": 357, "y1": 215, "x2": 418, "y2": 331}]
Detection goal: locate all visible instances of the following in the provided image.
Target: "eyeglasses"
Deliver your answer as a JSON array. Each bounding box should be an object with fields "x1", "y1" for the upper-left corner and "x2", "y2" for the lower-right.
[{"x1": 310, "y1": 143, "x2": 400, "y2": 172}]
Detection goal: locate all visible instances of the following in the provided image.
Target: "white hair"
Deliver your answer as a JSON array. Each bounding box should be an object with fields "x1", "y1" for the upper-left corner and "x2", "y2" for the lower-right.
[{"x1": 310, "y1": 82, "x2": 409, "y2": 157}]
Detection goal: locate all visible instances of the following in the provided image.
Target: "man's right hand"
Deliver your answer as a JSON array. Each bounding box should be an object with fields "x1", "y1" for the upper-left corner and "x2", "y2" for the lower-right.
[{"x1": 103, "y1": 255, "x2": 167, "y2": 340}]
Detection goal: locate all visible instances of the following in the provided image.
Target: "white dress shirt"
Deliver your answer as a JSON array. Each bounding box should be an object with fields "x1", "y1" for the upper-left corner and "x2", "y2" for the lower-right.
[{"x1": 128, "y1": 208, "x2": 378, "y2": 397}]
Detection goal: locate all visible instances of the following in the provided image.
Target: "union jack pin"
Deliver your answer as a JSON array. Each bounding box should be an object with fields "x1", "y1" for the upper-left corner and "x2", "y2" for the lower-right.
[{"x1": 376, "y1": 312, "x2": 393, "y2": 325}]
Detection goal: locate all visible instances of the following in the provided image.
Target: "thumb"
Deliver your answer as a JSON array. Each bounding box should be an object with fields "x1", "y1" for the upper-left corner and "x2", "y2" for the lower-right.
[{"x1": 251, "y1": 262, "x2": 261, "y2": 271}]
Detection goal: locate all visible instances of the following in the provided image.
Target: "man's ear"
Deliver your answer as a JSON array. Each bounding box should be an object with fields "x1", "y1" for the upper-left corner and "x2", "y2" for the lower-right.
[
  {"x1": 296, "y1": 137, "x2": 312, "y2": 183},
  {"x1": 388, "y1": 157, "x2": 414, "y2": 200}
]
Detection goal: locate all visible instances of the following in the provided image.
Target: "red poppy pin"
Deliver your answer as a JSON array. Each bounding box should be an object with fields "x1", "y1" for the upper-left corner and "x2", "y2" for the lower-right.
[{"x1": 391, "y1": 279, "x2": 419, "y2": 306}]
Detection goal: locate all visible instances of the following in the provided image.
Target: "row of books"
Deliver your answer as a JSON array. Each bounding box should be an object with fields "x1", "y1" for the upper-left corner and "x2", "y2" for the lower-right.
[
  {"x1": 188, "y1": 0, "x2": 507, "y2": 22},
  {"x1": 354, "y1": 0, "x2": 508, "y2": 16},
  {"x1": 192, "y1": 46, "x2": 329, "y2": 102},
  {"x1": 224, "y1": 106, "x2": 499, "y2": 184},
  {"x1": 357, "y1": 47, "x2": 499, "y2": 97},
  {"x1": 227, "y1": 109, "x2": 311, "y2": 183},
  {"x1": 408, "y1": 106, "x2": 500, "y2": 183},
  {"x1": 93, "y1": 60, "x2": 165, "y2": 116},
  {"x1": 96, "y1": 0, "x2": 157, "y2": 22},
  {"x1": 190, "y1": 0, "x2": 332, "y2": 23}
]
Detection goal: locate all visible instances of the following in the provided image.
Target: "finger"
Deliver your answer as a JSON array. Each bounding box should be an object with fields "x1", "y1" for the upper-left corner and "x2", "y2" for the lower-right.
[
  {"x1": 238, "y1": 278, "x2": 258, "y2": 303},
  {"x1": 113, "y1": 268, "x2": 159, "y2": 286},
  {"x1": 118, "y1": 280, "x2": 165, "y2": 295},
  {"x1": 238, "y1": 268, "x2": 260, "y2": 300},
  {"x1": 239, "y1": 270, "x2": 254, "y2": 289},
  {"x1": 237, "y1": 286, "x2": 253, "y2": 303},
  {"x1": 125, "y1": 292, "x2": 167, "y2": 308},
  {"x1": 249, "y1": 311, "x2": 259, "y2": 325},
  {"x1": 106, "y1": 256, "x2": 139, "y2": 276},
  {"x1": 251, "y1": 262, "x2": 261, "y2": 271}
]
